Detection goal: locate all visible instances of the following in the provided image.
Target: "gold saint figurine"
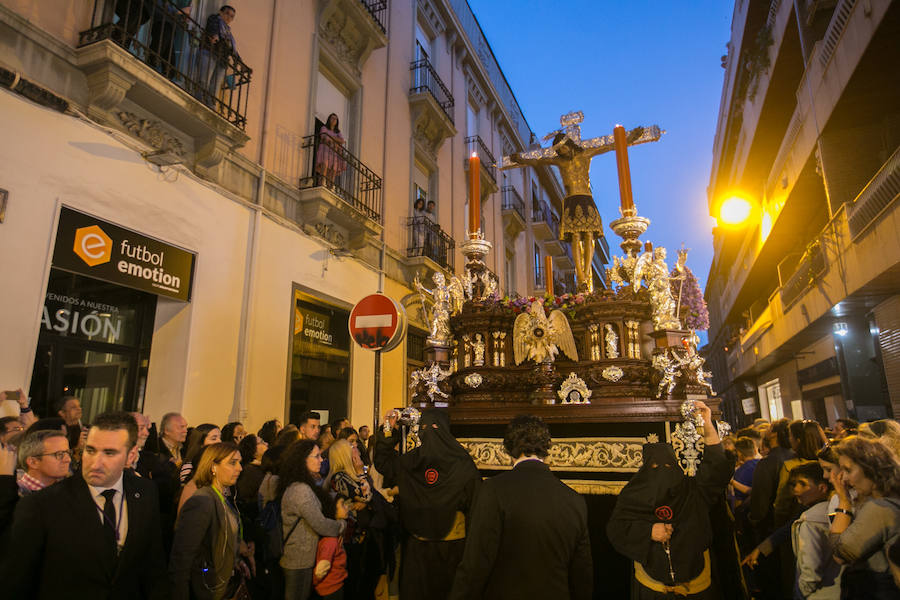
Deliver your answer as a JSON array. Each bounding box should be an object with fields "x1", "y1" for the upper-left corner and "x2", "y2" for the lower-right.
[{"x1": 501, "y1": 111, "x2": 661, "y2": 293}]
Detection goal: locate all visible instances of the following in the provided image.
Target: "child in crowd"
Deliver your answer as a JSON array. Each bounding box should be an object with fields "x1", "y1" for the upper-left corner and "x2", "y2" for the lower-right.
[
  {"x1": 313, "y1": 495, "x2": 349, "y2": 599},
  {"x1": 732, "y1": 437, "x2": 762, "y2": 509},
  {"x1": 789, "y1": 462, "x2": 841, "y2": 599}
]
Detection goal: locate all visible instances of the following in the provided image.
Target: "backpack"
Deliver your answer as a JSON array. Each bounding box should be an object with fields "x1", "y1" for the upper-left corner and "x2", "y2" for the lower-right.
[{"x1": 257, "y1": 498, "x2": 301, "y2": 563}]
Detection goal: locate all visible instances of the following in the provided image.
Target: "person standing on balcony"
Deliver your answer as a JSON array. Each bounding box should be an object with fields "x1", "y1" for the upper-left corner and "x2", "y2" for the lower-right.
[
  {"x1": 148, "y1": 0, "x2": 191, "y2": 80},
  {"x1": 111, "y1": 0, "x2": 151, "y2": 51},
  {"x1": 426, "y1": 199, "x2": 438, "y2": 262},
  {"x1": 315, "y1": 113, "x2": 346, "y2": 189},
  {"x1": 198, "y1": 5, "x2": 240, "y2": 109},
  {"x1": 412, "y1": 197, "x2": 427, "y2": 254}
]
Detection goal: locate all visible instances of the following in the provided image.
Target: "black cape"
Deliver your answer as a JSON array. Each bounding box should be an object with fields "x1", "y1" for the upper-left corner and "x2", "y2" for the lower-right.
[
  {"x1": 607, "y1": 442, "x2": 733, "y2": 586},
  {"x1": 374, "y1": 408, "x2": 480, "y2": 540}
]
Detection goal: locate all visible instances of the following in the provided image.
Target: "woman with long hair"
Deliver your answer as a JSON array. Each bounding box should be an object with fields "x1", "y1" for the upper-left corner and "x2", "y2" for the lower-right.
[
  {"x1": 236, "y1": 434, "x2": 268, "y2": 519},
  {"x1": 773, "y1": 420, "x2": 828, "y2": 525},
  {"x1": 315, "y1": 113, "x2": 346, "y2": 187},
  {"x1": 326, "y1": 439, "x2": 385, "y2": 598},
  {"x1": 170, "y1": 442, "x2": 253, "y2": 600},
  {"x1": 831, "y1": 436, "x2": 900, "y2": 599},
  {"x1": 180, "y1": 423, "x2": 221, "y2": 484},
  {"x1": 279, "y1": 440, "x2": 348, "y2": 600}
]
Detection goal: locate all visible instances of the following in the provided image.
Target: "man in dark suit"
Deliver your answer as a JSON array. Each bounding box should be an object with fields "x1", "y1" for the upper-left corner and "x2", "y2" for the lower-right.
[
  {"x1": 449, "y1": 415, "x2": 593, "y2": 600},
  {"x1": 0, "y1": 411, "x2": 168, "y2": 599}
]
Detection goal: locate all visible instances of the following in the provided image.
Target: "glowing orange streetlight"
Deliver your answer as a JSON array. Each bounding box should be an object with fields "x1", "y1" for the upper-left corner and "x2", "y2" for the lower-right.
[{"x1": 718, "y1": 196, "x2": 753, "y2": 226}]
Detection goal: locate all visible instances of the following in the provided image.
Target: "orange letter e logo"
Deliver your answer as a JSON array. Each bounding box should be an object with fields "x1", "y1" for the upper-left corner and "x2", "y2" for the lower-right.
[{"x1": 73, "y1": 225, "x2": 112, "y2": 267}]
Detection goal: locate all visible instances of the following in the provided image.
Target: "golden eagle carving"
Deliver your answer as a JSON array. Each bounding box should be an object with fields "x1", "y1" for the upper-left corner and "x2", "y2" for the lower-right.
[{"x1": 513, "y1": 301, "x2": 579, "y2": 365}]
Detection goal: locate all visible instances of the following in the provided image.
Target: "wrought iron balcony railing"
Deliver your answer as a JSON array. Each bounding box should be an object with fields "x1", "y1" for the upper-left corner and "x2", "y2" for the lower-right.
[
  {"x1": 409, "y1": 58, "x2": 454, "y2": 124},
  {"x1": 79, "y1": 0, "x2": 252, "y2": 129},
  {"x1": 407, "y1": 216, "x2": 455, "y2": 271},
  {"x1": 361, "y1": 0, "x2": 388, "y2": 33},
  {"x1": 465, "y1": 135, "x2": 496, "y2": 182},
  {"x1": 532, "y1": 200, "x2": 560, "y2": 238},
  {"x1": 299, "y1": 133, "x2": 383, "y2": 223},
  {"x1": 501, "y1": 186, "x2": 525, "y2": 222}
]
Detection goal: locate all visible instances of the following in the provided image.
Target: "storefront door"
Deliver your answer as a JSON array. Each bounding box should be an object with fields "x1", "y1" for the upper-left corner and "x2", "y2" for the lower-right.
[{"x1": 30, "y1": 269, "x2": 156, "y2": 421}]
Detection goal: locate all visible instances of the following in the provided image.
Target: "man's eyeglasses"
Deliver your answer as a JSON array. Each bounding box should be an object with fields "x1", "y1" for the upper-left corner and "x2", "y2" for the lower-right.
[{"x1": 37, "y1": 450, "x2": 73, "y2": 460}]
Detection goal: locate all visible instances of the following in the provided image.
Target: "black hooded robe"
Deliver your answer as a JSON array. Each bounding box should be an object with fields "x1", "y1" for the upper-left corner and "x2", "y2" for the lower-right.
[
  {"x1": 373, "y1": 409, "x2": 480, "y2": 600},
  {"x1": 607, "y1": 442, "x2": 733, "y2": 599}
]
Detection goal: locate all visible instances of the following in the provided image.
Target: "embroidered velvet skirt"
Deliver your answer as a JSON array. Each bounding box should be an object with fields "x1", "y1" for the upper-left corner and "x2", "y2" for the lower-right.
[{"x1": 560, "y1": 194, "x2": 603, "y2": 239}]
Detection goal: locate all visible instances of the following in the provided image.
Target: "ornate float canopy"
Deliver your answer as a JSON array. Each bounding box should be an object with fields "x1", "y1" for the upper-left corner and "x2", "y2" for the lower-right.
[{"x1": 407, "y1": 111, "x2": 718, "y2": 474}]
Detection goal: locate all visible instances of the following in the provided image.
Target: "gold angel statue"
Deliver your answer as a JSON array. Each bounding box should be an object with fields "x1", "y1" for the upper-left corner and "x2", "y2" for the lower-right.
[
  {"x1": 513, "y1": 301, "x2": 579, "y2": 364},
  {"x1": 414, "y1": 272, "x2": 464, "y2": 345}
]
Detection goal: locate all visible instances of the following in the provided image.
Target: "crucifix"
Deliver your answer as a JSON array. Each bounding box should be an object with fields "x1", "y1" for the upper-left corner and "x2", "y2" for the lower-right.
[{"x1": 500, "y1": 111, "x2": 662, "y2": 293}]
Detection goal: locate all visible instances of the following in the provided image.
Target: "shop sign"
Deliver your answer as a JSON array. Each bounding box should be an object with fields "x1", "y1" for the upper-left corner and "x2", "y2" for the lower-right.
[
  {"x1": 52, "y1": 206, "x2": 195, "y2": 301},
  {"x1": 295, "y1": 306, "x2": 334, "y2": 346},
  {"x1": 741, "y1": 397, "x2": 757, "y2": 415},
  {"x1": 41, "y1": 292, "x2": 126, "y2": 344}
]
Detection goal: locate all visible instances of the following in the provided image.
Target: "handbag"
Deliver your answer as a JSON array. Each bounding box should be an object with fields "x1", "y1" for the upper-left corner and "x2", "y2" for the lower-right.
[{"x1": 224, "y1": 564, "x2": 252, "y2": 600}]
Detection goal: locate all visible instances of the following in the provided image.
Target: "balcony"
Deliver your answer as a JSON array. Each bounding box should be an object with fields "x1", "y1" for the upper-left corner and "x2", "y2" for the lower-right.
[
  {"x1": 409, "y1": 58, "x2": 456, "y2": 156},
  {"x1": 531, "y1": 200, "x2": 559, "y2": 241},
  {"x1": 501, "y1": 186, "x2": 526, "y2": 239},
  {"x1": 405, "y1": 216, "x2": 455, "y2": 272},
  {"x1": 555, "y1": 243, "x2": 574, "y2": 271},
  {"x1": 848, "y1": 144, "x2": 900, "y2": 239},
  {"x1": 464, "y1": 135, "x2": 499, "y2": 192},
  {"x1": 297, "y1": 133, "x2": 383, "y2": 247},
  {"x1": 318, "y1": 0, "x2": 388, "y2": 77},
  {"x1": 77, "y1": 0, "x2": 251, "y2": 178}
]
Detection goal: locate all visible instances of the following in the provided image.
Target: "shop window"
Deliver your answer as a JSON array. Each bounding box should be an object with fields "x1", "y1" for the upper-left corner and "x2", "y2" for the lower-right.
[{"x1": 289, "y1": 288, "x2": 351, "y2": 424}]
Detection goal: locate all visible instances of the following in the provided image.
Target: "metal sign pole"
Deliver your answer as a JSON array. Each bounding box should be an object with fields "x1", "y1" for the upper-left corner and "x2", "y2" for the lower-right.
[{"x1": 374, "y1": 349, "x2": 382, "y2": 426}]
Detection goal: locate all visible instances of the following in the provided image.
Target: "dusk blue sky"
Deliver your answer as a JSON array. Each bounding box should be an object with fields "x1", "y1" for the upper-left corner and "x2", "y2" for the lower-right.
[{"x1": 469, "y1": 0, "x2": 734, "y2": 294}]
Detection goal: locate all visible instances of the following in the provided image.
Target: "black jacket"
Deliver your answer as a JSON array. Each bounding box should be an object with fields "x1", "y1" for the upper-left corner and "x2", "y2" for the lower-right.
[
  {"x1": 0, "y1": 470, "x2": 168, "y2": 600},
  {"x1": 748, "y1": 445, "x2": 795, "y2": 532},
  {"x1": 449, "y1": 459, "x2": 593, "y2": 600},
  {"x1": 169, "y1": 486, "x2": 240, "y2": 600}
]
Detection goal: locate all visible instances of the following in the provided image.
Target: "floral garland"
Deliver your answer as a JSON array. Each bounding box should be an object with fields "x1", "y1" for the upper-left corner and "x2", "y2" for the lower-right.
[{"x1": 492, "y1": 291, "x2": 591, "y2": 319}]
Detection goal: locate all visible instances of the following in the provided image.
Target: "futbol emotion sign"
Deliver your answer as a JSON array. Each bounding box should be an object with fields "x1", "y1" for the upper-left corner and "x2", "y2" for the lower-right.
[{"x1": 53, "y1": 206, "x2": 196, "y2": 301}]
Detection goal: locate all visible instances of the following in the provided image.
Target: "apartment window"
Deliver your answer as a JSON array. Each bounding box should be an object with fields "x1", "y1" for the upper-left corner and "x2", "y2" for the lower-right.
[
  {"x1": 532, "y1": 181, "x2": 541, "y2": 215},
  {"x1": 315, "y1": 71, "x2": 349, "y2": 143},
  {"x1": 467, "y1": 103, "x2": 479, "y2": 139},
  {"x1": 505, "y1": 252, "x2": 515, "y2": 296},
  {"x1": 534, "y1": 243, "x2": 542, "y2": 287},
  {"x1": 415, "y1": 24, "x2": 432, "y2": 61}
]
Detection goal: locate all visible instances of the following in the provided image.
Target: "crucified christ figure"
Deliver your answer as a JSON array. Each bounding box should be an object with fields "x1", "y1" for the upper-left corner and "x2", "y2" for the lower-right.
[{"x1": 501, "y1": 111, "x2": 661, "y2": 293}]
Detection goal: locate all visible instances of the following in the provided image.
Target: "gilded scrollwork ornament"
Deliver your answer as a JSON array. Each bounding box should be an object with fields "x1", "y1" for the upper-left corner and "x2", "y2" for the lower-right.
[{"x1": 557, "y1": 372, "x2": 592, "y2": 404}]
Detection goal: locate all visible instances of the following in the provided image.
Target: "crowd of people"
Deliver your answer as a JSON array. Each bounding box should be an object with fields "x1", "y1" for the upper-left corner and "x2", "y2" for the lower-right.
[
  {"x1": 0, "y1": 393, "x2": 593, "y2": 600},
  {"x1": 720, "y1": 416, "x2": 900, "y2": 599},
  {"x1": 3, "y1": 389, "x2": 900, "y2": 600}
]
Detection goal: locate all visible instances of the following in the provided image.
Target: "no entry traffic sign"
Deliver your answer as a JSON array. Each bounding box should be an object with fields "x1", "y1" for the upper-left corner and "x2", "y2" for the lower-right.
[{"x1": 349, "y1": 293, "x2": 407, "y2": 351}]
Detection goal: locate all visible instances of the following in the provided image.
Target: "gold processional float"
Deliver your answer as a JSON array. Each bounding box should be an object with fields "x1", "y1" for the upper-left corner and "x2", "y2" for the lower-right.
[{"x1": 401, "y1": 111, "x2": 727, "y2": 499}]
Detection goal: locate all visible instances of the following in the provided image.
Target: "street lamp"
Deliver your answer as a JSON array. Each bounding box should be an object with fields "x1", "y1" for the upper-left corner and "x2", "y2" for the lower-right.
[{"x1": 718, "y1": 196, "x2": 753, "y2": 226}]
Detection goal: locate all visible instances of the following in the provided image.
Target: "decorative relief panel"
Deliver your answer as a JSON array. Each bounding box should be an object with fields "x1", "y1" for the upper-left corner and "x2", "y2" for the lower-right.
[
  {"x1": 459, "y1": 435, "x2": 658, "y2": 472},
  {"x1": 561, "y1": 479, "x2": 626, "y2": 496}
]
